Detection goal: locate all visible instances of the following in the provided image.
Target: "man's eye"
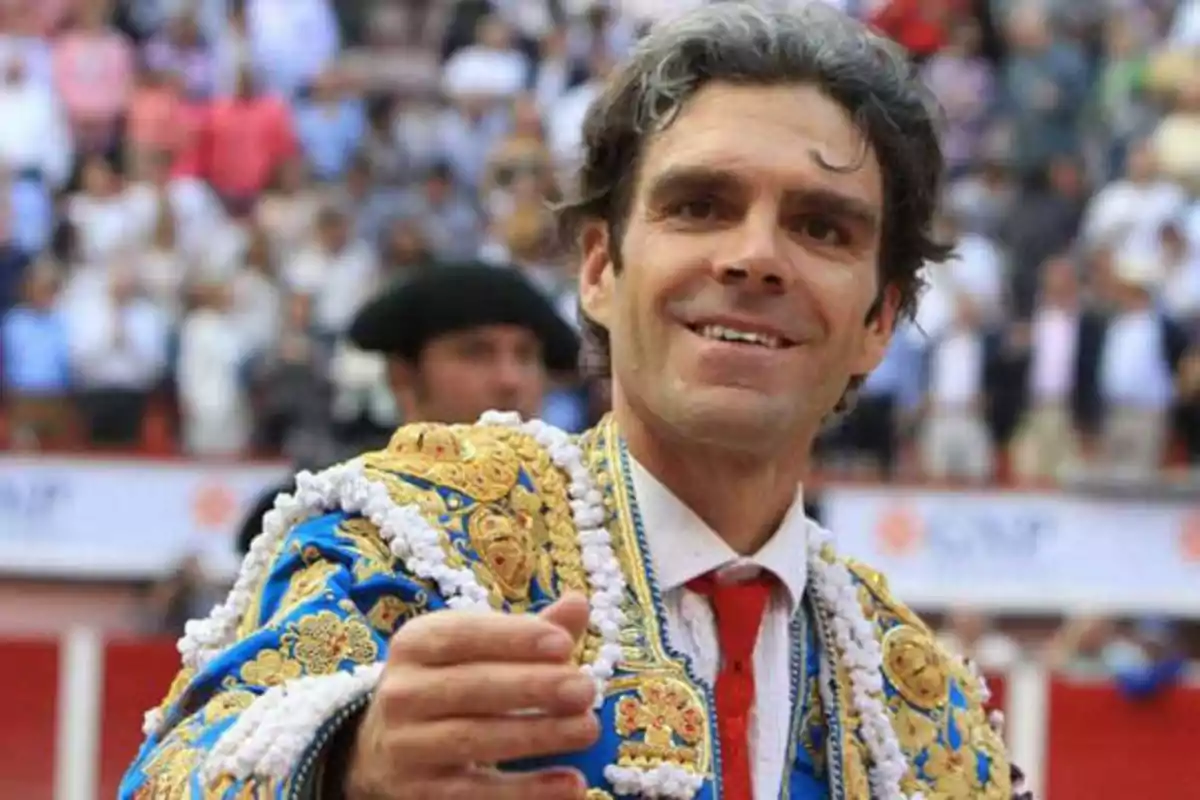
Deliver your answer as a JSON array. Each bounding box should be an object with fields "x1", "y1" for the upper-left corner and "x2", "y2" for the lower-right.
[
  {"x1": 668, "y1": 197, "x2": 719, "y2": 221},
  {"x1": 797, "y1": 217, "x2": 850, "y2": 246}
]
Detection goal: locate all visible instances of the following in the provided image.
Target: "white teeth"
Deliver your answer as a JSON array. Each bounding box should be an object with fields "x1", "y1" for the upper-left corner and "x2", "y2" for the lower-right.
[{"x1": 698, "y1": 324, "x2": 783, "y2": 348}]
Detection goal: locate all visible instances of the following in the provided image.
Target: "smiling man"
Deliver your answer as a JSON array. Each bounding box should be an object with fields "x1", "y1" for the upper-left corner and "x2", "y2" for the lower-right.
[{"x1": 123, "y1": 4, "x2": 1023, "y2": 800}]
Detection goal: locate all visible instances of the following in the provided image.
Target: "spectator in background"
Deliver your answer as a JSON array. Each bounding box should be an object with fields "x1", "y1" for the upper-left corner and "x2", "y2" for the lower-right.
[
  {"x1": 142, "y1": 9, "x2": 214, "y2": 101},
  {"x1": 1095, "y1": 254, "x2": 1188, "y2": 477},
  {"x1": 52, "y1": 0, "x2": 135, "y2": 153},
  {"x1": 285, "y1": 204, "x2": 379, "y2": 341},
  {"x1": 1004, "y1": 255, "x2": 1104, "y2": 482},
  {"x1": 243, "y1": 0, "x2": 340, "y2": 100},
  {"x1": 176, "y1": 281, "x2": 252, "y2": 457},
  {"x1": 0, "y1": 52, "x2": 71, "y2": 257},
  {"x1": 1079, "y1": 139, "x2": 1186, "y2": 260},
  {"x1": 400, "y1": 161, "x2": 483, "y2": 263},
  {"x1": 921, "y1": 19, "x2": 995, "y2": 177},
  {"x1": 254, "y1": 156, "x2": 321, "y2": 263},
  {"x1": 1, "y1": 261, "x2": 72, "y2": 449},
  {"x1": 293, "y1": 68, "x2": 365, "y2": 182},
  {"x1": 64, "y1": 264, "x2": 168, "y2": 446},
  {"x1": 66, "y1": 151, "x2": 140, "y2": 266},
  {"x1": 0, "y1": 191, "x2": 31, "y2": 311},
  {"x1": 197, "y1": 63, "x2": 297, "y2": 213}
]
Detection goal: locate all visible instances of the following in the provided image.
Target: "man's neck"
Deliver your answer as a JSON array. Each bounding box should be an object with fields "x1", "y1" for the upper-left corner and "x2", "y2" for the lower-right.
[{"x1": 613, "y1": 403, "x2": 810, "y2": 556}]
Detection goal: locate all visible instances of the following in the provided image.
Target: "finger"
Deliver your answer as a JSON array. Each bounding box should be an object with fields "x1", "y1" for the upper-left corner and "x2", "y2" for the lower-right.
[
  {"x1": 537, "y1": 592, "x2": 590, "y2": 645},
  {"x1": 389, "y1": 711, "x2": 601, "y2": 769},
  {"x1": 390, "y1": 610, "x2": 577, "y2": 666},
  {"x1": 416, "y1": 767, "x2": 587, "y2": 800},
  {"x1": 382, "y1": 662, "x2": 596, "y2": 721}
]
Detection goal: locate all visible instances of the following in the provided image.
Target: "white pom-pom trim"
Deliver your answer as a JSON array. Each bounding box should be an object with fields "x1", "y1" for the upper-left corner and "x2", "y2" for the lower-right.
[
  {"x1": 202, "y1": 663, "x2": 383, "y2": 782},
  {"x1": 604, "y1": 763, "x2": 706, "y2": 799}
]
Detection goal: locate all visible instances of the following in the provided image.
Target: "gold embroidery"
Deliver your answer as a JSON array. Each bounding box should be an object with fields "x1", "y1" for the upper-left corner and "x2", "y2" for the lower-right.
[
  {"x1": 889, "y1": 696, "x2": 940, "y2": 753},
  {"x1": 467, "y1": 505, "x2": 544, "y2": 605},
  {"x1": 613, "y1": 676, "x2": 706, "y2": 769},
  {"x1": 842, "y1": 737, "x2": 871, "y2": 799},
  {"x1": 374, "y1": 424, "x2": 520, "y2": 502},
  {"x1": 881, "y1": 625, "x2": 950, "y2": 710},
  {"x1": 336, "y1": 517, "x2": 404, "y2": 583},
  {"x1": 135, "y1": 733, "x2": 202, "y2": 799},
  {"x1": 586, "y1": 791, "x2": 615, "y2": 800},
  {"x1": 924, "y1": 740, "x2": 980, "y2": 797},
  {"x1": 206, "y1": 689, "x2": 257, "y2": 722},
  {"x1": 270, "y1": 560, "x2": 340, "y2": 625},
  {"x1": 281, "y1": 611, "x2": 378, "y2": 675},
  {"x1": 240, "y1": 649, "x2": 303, "y2": 688},
  {"x1": 365, "y1": 594, "x2": 426, "y2": 634},
  {"x1": 848, "y1": 559, "x2": 931, "y2": 633}
]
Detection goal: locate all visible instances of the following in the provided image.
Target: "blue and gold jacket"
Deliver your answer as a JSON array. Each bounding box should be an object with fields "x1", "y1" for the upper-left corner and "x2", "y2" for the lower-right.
[{"x1": 121, "y1": 417, "x2": 1013, "y2": 799}]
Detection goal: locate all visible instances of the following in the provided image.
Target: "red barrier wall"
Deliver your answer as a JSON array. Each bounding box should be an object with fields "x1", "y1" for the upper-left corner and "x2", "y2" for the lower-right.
[
  {"x1": 98, "y1": 639, "x2": 182, "y2": 799},
  {"x1": 1045, "y1": 678, "x2": 1200, "y2": 799},
  {"x1": 6, "y1": 636, "x2": 1200, "y2": 797},
  {"x1": 0, "y1": 639, "x2": 59, "y2": 800}
]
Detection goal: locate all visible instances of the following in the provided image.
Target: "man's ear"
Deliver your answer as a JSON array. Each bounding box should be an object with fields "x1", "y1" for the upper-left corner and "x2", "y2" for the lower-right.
[
  {"x1": 850, "y1": 284, "x2": 900, "y2": 376},
  {"x1": 578, "y1": 220, "x2": 615, "y2": 328}
]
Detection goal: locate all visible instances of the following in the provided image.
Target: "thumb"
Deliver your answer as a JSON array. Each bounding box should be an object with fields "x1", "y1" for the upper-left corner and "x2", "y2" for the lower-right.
[{"x1": 537, "y1": 591, "x2": 590, "y2": 644}]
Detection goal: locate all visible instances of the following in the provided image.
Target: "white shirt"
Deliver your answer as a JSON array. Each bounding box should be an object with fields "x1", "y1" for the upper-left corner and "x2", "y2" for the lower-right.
[
  {"x1": 0, "y1": 81, "x2": 73, "y2": 187},
  {"x1": 929, "y1": 327, "x2": 984, "y2": 408},
  {"x1": 1099, "y1": 309, "x2": 1173, "y2": 410},
  {"x1": 631, "y1": 458, "x2": 809, "y2": 800},
  {"x1": 285, "y1": 240, "x2": 380, "y2": 335},
  {"x1": 1029, "y1": 307, "x2": 1078, "y2": 403}
]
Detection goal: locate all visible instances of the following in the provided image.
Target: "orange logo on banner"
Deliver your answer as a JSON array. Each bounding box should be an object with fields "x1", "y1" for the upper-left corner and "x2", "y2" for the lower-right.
[
  {"x1": 875, "y1": 505, "x2": 923, "y2": 557},
  {"x1": 1180, "y1": 511, "x2": 1200, "y2": 563},
  {"x1": 193, "y1": 484, "x2": 237, "y2": 530}
]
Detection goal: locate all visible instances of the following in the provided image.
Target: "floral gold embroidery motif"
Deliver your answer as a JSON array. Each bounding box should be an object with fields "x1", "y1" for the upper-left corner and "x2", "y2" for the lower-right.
[
  {"x1": 270, "y1": 560, "x2": 340, "y2": 625},
  {"x1": 889, "y1": 697, "x2": 940, "y2": 753},
  {"x1": 467, "y1": 506, "x2": 543, "y2": 602},
  {"x1": 882, "y1": 624, "x2": 950, "y2": 710},
  {"x1": 366, "y1": 594, "x2": 426, "y2": 634},
  {"x1": 375, "y1": 424, "x2": 520, "y2": 503},
  {"x1": 239, "y1": 649, "x2": 303, "y2": 688},
  {"x1": 205, "y1": 689, "x2": 257, "y2": 722},
  {"x1": 280, "y1": 610, "x2": 378, "y2": 675},
  {"x1": 614, "y1": 677, "x2": 706, "y2": 768},
  {"x1": 135, "y1": 733, "x2": 203, "y2": 799},
  {"x1": 337, "y1": 518, "x2": 400, "y2": 583}
]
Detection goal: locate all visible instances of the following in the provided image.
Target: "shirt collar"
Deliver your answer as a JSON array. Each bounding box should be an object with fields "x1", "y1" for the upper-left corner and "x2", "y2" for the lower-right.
[{"x1": 628, "y1": 456, "x2": 809, "y2": 613}]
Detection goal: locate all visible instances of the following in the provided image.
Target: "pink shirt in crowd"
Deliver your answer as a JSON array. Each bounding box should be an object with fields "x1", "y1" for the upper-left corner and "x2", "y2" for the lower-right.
[
  {"x1": 192, "y1": 96, "x2": 298, "y2": 200},
  {"x1": 53, "y1": 29, "x2": 134, "y2": 145}
]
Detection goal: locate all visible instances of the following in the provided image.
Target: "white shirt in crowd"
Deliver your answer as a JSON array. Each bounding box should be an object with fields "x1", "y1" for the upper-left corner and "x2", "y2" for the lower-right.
[
  {"x1": 442, "y1": 46, "x2": 530, "y2": 99},
  {"x1": 64, "y1": 289, "x2": 169, "y2": 391},
  {"x1": 632, "y1": 458, "x2": 809, "y2": 800},
  {"x1": 1029, "y1": 307, "x2": 1079, "y2": 403},
  {"x1": 285, "y1": 240, "x2": 380, "y2": 335},
  {"x1": 176, "y1": 307, "x2": 252, "y2": 456},
  {"x1": 0, "y1": 75, "x2": 73, "y2": 187},
  {"x1": 124, "y1": 178, "x2": 225, "y2": 262},
  {"x1": 1080, "y1": 179, "x2": 1187, "y2": 257},
  {"x1": 1099, "y1": 309, "x2": 1174, "y2": 410},
  {"x1": 929, "y1": 327, "x2": 986, "y2": 409}
]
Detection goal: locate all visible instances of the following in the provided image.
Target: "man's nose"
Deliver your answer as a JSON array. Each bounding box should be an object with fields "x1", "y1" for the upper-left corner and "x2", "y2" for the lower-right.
[{"x1": 716, "y1": 209, "x2": 791, "y2": 293}]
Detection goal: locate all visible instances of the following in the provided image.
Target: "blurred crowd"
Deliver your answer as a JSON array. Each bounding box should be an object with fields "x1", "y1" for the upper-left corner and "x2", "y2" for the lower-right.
[{"x1": 1, "y1": 0, "x2": 1199, "y2": 487}]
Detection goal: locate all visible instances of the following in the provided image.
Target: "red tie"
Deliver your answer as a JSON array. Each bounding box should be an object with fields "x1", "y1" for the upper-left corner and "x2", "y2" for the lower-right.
[{"x1": 687, "y1": 572, "x2": 773, "y2": 800}]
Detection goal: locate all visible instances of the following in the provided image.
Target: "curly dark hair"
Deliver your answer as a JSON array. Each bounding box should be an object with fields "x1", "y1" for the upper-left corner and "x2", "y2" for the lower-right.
[{"x1": 556, "y1": 2, "x2": 951, "y2": 414}]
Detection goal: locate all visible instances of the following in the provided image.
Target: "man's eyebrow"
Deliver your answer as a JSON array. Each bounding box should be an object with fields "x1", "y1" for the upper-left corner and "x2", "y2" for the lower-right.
[
  {"x1": 643, "y1": 166, "x2": 744, "y2": 203},
  {"x1": 785, "y1": 186, "x2": 881, "y2": 230}
]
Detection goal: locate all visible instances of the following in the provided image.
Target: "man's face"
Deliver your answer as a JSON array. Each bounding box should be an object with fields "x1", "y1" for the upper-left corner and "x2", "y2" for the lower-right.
[
  {"x1": 398, "y1": 324, "x2": 547, "y2": 423},
  {"x1": 580, "y1": 82, "x2": 895, "y2": 454}
]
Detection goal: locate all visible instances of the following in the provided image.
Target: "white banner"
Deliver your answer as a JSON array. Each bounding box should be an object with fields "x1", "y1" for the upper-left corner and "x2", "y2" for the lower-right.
[
  {"x1": 823, "y1": 486, "x2": 1200, "y2": 617},
  {"x1": 0, "y1": 457, "x2": 289, "y2": 580}
]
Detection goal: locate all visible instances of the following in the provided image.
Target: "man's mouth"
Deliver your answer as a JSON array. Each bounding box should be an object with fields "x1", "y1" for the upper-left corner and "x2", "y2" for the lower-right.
[{"x1": 687, "y1": 323, "x2": 794, "y2": 349}]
